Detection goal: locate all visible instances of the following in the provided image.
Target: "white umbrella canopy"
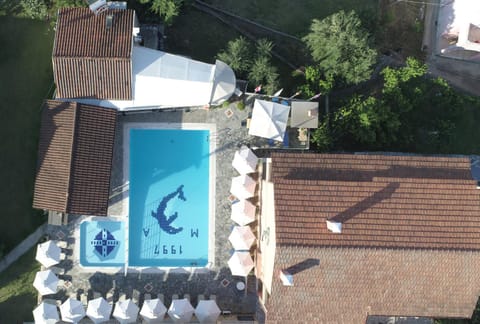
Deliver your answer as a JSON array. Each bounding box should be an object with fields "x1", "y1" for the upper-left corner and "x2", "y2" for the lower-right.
[
  {"x1": 36, "y1": 240, "x2": 61, "y2": 268},
  {"x1": 230, "y1": 174, "x2": 256, "y2": 200},
  {"x1": 168, "y1": 298, "x2": 194, "y2": 323},
  {"x1": 86, "y1": 297, "x2": 112, "y2": 324},
  {"x1": 113, "y1": 299, "x2": 139, "y2": 324},
  {"x1": 229, "y1": 226, "x2": 256, "y2": 251},
  {"x1": 60, "y1": 298, "x2": 86, "y2": 323},
  {"x1": 33, "y1": 269, "x2": 59, "y2": 296},
  {"x1": 228, "y1": 251, "x2": 254, "y2": 277},
  {"x1": 140, "y1": 298, "x2": 167, "y2": 323},
  {"x1": 232, "y1": 146, "x2": 258, "y2": 174},
  {"x1": 33, "y1": 301, "x2": 59, "y2": 324},
  {"x1": 195, "y1": 300, "x2": 221, "y2": 323},
  {"x1": 248, "y1": 99, "x2": 291, "y2": 141},
  {"x1": 231, "y1": 200, "x2": 256, "y2": 226}
]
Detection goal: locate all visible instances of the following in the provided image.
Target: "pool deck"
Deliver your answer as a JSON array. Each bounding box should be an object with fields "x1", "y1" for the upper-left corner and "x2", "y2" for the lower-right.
[{"x1": 43, "y1": 101, "x2": 269, "y2": 321}]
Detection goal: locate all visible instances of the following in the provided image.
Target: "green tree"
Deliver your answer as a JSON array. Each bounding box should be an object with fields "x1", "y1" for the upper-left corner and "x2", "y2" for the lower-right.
[
  {"x1": 248, "y1": 56, "x2": 279, "y2": 95},
  {"x1": 303, "y1": 10, "x2": 377, "y2": 86},
  {"x1": 20, "y1": 0, "x2": 48, "y2": 19},
  {"x1": 139, "y1": 0, "x2": 183, "y2": 25},
  {"x1": 217, "y1": 36, "x2": 252, "y2": 76}
]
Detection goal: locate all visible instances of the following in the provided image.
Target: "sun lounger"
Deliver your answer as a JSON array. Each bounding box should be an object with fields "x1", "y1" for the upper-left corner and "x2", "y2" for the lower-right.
[
  {"x1": 106, "y1": 291, "x2": 114, "y2": 304},
  {"x1": 56, "y1": 241, "x2": 68, "y2": 249},
  {"x1": 171, "y1": 294, "x2": 179, "y2": 300},
  {"x1": 197, "y1": 294, "x2": 205, "y2": 301},
  {"x1": 93, "y1": 291, "x2": 101, "y2": 299},
  {"x1": 118, "y1": 293, "x2": 126, "y2": 302},
  {"x1": 144, "y1": 293, "x2": 151, "y2": 301},
  {"x1": 80, "y1": 293, "x2": 88, "y2": 306},
  {"x1": 184, "y1": 294, "x2": 190, "y2": 302},
  {"x1": 158, "y1": 294, "x2": 164, "y2": 304},
  {"x1": 59, "y1": 253, "x2": 66, "y2": 260},
  {"x1": 50, "y1": 266, "x2": 65, "y2": 275},
  {"x1": 209, "y1": 294, "x2": 216, "y2": 302},
  {"x1": 132, "y1": 289, "x2": 140, "y2": 304}
]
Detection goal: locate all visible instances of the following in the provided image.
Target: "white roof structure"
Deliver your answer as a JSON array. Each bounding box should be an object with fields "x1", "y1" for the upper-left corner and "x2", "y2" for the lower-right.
[
  {"x1": 232, "y1": 146, "x2": 259, "y2": 174},
  {"x1": 194, "y1": 300, "x2": 221, "y2": 323},
  {"x1": 228, "y1": 251, "x2": 254, "y2": 277},
  {"x1": 231, "y1": 199, "x2": 256, "y2": 226},
  {"x1": 113, "y1": 299, "x2": 139, "y2": 324},
  {"x1": 230, "y1": 174, "x2": 256, "y2": 200},
  {"x1": 229, "y1": 226, "x2": 256, "y2": 250},
  {"x1": 439, "y1": 0, "x2": 480, "y2": 57},
  {"x1": 140, "y1": 298, "x2": 167, "y2": 323},
  {"x1": 168, "y1": 298, "x2": 194, "y2": 323},
  {"x1": 73, "y1": 46, "x2": 236, "y2": 110},
  {"x1": 33, "y1": 302, "x2": 59, "y2": 324},
  {"x1": 248, "y1": 99, "x2": 291, "y2": 141},
  {"x1": 60, "y1": 298, "x2": 86, "y2": 323},
  {"x1": 35, "y1": 240, "x2": 61, "y2": 268},
  {"x1": 33, "y1": 269, "x2": 59, "y2": 296},
  {"x1": 86, "y1": 297, "x2": 112, "y2": 324}
]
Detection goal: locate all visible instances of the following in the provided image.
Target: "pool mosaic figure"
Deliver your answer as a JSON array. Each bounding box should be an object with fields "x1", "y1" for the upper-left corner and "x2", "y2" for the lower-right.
[{"x1": 91, "y1": 229, "x2": 119, "y2": 258}]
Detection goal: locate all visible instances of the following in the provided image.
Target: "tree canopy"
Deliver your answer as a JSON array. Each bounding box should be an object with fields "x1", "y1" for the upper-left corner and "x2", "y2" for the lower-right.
[
  {"x1": 303, "y1": 10, "x2": 377, "y2": 86},
  {"x1": 139, "y1": 0, "x2": 183, "y2": 25}
]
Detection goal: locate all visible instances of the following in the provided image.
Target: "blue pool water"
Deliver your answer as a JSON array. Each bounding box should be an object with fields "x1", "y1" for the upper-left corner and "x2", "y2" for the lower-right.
[
  {"x1": 129, "y1": 129, "x2": 210, "y2": 267},
  {"x1": 80, "y1": 220, "x2": 125, "y2": 267}
]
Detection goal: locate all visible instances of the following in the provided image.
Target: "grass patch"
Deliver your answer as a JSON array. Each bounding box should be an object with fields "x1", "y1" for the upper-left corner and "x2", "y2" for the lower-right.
[
  {"x1": 0, "y1": 16, "x2": 53, "y2": 253},
  {"x1": 0, "y1": 247, "x2": 40, "y2": 323}
]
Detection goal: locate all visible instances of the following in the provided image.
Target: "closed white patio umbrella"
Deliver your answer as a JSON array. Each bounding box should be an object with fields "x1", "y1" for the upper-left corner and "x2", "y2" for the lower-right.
[
  {"x1": 232, "y1": 146, "x2": 258, "y2": 174},
  {"x1": 231, "y1": 200, "x2": 256, "y2": 226},
  {"x1": 36, "y1": 240, "x2": 61, "y2": 268},
  {"x1": 229, "y1": 226, "x2": 256, "y2": 251},
  {"x1": 248, "y1": 99, "x2": 290, "y2": 141},
  {"x1": 60, "y1": 298, "x2": 85, "y2": 323},
  {"x1": 33, "y1": 269, "x2": 59, "y2": 296},
  {"x1": 195, "y1": 300, "x2": 221, "y2": 323},
  {"x1": 140, "y1": 298, "x2": 167, "y2": 323},
  {"x1": 168, "y1": 298, "x2": 194, "y2": 323},
  {"x1": 33, "y1": 301, "x2": 59, "y2": 324},
  {"x1": 86, "y1": 297, "x2": 112, "y2": 324},
  {"x1": 228, "y1": 251, "x2": 254, "y2": 277},
  {"x1": 113, "y1": 299, "x2": 139, "y2": 324},
  {"x1": 230, "y1": 174, "x2": 256, "y2": 200}
]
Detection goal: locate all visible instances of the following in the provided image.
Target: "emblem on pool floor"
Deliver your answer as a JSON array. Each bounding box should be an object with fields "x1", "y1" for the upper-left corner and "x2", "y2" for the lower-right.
[
  {"x1": 91, "y1": 228, "x2": 119, "y2": 258},
  {"x1": 152, "y1": 185, "x2": 186, "y2": 235}
]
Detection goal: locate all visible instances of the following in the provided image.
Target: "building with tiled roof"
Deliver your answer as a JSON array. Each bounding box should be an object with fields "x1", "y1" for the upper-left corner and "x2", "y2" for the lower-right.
[
  {"x1": 257, "y1": 152, "x2": 480, "y2": 323},
  {"x1": 33, "y1": 100, "x2": 116, "y2": 216},
  {"x1": 52, "y1": 7, "x2": 236, "y2": 110},
  {"x1": 53, "y1": 7, "x2": 135, "y2": 100}
]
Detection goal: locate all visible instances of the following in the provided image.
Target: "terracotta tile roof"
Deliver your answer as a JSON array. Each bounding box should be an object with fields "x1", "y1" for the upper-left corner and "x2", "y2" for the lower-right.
[
  {"x1": 53, "y1": 8, "x2": 134, "y2": 100},
  {"x1": 33, "y1": 100, "x2": 116, "y2": 215},
  {"x1": 53, "y1": 8, "x2": 133, "y2": 58},
  {"x1": 266, "y1": 246, "x2": 480, "y2": 323},
  {"x1": 271, "y1": 152, "x2": 480, "y2": 250}
]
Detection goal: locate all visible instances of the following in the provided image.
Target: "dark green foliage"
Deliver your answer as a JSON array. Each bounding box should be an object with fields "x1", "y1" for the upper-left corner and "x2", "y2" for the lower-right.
[
  {"x1": 303, "y1": 10, "x2": 377, "y2": 86},
  {"x1": 20, "y1": 0, "x2": 48, "y2": 19},
  {"x1": 139, "y1": 0, "x2": 183, "y2": 25},
  {"x1": 217, "y1": 36, "x2": 252, "y2": 76},
  {"x1": 314, "y1": 58, "x2": 480, "y2": 154},
  {"x1": 217, "y1": 37, "x2": 279, "y2": 95}
]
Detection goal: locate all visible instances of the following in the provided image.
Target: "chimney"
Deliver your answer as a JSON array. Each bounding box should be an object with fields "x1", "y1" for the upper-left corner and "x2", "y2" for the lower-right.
[
  {"x1": 106, "y1": 14, "x2": 113, "y2": 30},
  {"x1": 279, "y1": 270, "x2": 293, "y2": 286},
  {"x1": 326, "y1": 220, "x2": 342, "y2": 233}
]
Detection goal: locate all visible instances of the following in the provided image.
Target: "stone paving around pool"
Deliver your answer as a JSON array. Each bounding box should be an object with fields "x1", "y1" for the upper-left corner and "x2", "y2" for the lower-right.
[{"x1": 42, "y1": 100, "x2": 268, "y2": 322}]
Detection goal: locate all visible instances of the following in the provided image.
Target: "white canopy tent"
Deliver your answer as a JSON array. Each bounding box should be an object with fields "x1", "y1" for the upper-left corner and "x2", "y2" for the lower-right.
[
  {"x1": 229, "y1": 226, "x2": 256, "y2": 251},
  {"x1": 228, "y1": 251, "x2": 254, "y2": 277},
  {"x1": 35, "y1": 240, "x2": 61, "y2": 268},
  {"x1": 73, "y1": 46, "x2": 236, "y2": 110},
  {"x1": 231, "y1": 199, "x2": 256, "y2": 226},
  {"x1": 194, "y1": 300, "x2": 221, "y2": 323},
  {"x1": 86, "y1": 297, "x2": 112, "y2": 324},
  {"x1": 248, "y1": 99, "x2": 291, "y2": 141},
  {"x1": 140, "y1": 298, "x2": 167, "y2": 323},
  {"x1": 113, "y1": 299, "x2": 139, "y2": 324},
  {"x1": 33, "y1": 269, "x2": 59, "y2": 296},
  {"x1": 230, "y1": 174, "x2": 256, "y2": 200},
  {"x1": 60, "y1": 298, "x2": 85, "y2": 323},
  {"x1": 168, "y1": 298, "x2": 194, "y2": 323},
  {"x1": 232, "y1": 146, "x2": 259, "y2": 174},
  {"x1": 33, "y1": 302, "x2": 59, "y2": 324}
]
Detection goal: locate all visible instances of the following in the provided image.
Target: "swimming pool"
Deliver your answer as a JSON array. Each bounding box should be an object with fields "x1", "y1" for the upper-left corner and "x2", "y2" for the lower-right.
[
  {"x1": 128, "y1": 128, "x2": 211, "y2": 267},
  {"x1": 80, "y1": 220, "x2": 125, "y2": 267}
]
